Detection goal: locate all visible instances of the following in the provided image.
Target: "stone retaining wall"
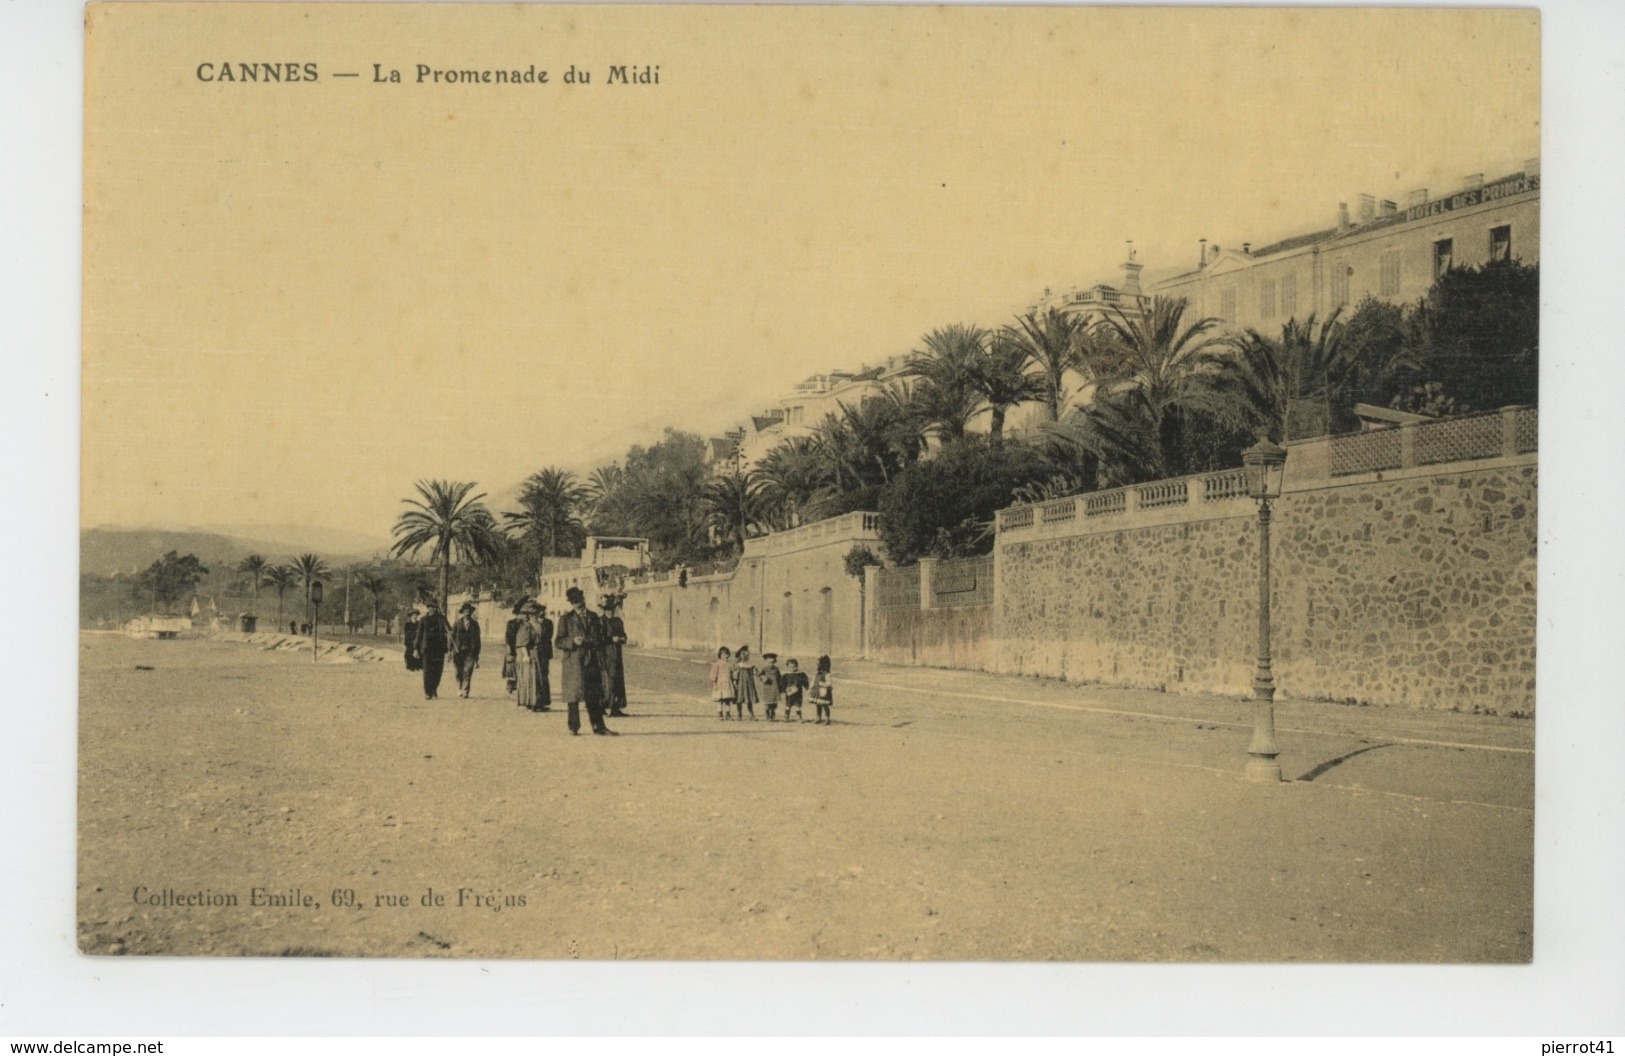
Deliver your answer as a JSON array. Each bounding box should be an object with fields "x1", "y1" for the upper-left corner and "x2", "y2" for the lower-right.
[{"x1": 992, "y1": 457, "x2": 1537, "y2": 711}]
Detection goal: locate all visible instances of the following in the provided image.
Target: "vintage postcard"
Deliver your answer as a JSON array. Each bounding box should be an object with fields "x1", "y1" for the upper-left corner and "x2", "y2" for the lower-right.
[{"x1": 80, "y1": 3, "x2": 1540, "y2": 961}]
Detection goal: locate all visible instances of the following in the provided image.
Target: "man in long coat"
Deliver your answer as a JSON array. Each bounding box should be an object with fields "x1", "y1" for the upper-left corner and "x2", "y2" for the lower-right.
[
  {"x1": 402, "y1": 607, "x2": 422, "y2": 672},
  {"x1": 555, "y1": 586, "x2": 613, "y2": 736},
  {"x1": 415, "y1": 598, "x2": 452, "y2": 700},
  {"x1": 450, "y1": 601, "x2": 482, "y2": 698},
  {"x1": 531, "y1": 602, "x2": 555, "y2": 711},
  {"x1": 599, "y1": 593, "x2": 629, "y2": 717}
]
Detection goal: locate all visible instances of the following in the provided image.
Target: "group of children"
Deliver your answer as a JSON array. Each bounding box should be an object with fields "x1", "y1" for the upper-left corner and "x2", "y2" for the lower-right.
[{"x1": 707, "y1": 646, "x2": 835, "y2": 724}]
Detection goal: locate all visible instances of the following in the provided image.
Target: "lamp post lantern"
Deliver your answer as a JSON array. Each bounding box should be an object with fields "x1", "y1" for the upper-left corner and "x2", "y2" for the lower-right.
[
  {"x1": 309, "y1": 580, "x2": 324, "y2": 663},
  {"x1": 1242, "y1": 439, "x2": 1288, "y2": 783}
]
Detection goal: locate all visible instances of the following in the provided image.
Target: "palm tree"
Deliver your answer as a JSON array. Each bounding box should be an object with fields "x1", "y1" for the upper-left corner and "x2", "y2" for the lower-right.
[
  {"x1": 902, "y1": 324, "x2": 991, "y2": 444},
  {"x1": 262, "y1": 564, "x2": 297, "y2": 630},
  {"x1": 504, "y1": 467, "x2": 589, "y2": 561},
  {"x1": 354, "y1": 570, "x2": 386, "y2": 635},
  {"x1": 1223, "y1": 310, "x2": 1360, "y2": 443},
  {"x1": 975, "y1": 335, "x2": 1047, "y2": 440},
  {"x1": 290, "y1": 553, "x2": 330, "y2": 627},
  {"x1": 1087, "y1": 294, "x2": 1236, "y2": 479},
  {"x1": 752, "y1": 436, "x2": 831, "y2": 530},
  {"x1": 390, "y1": 479, "x2": 504, "y2": 614},
  {"x1": 583, "y1": 464, "x2": 625, "y2": 524},
  {"x1": 699, "y1": 470, "x2": 762, "y2": 551},
  {"x1": 1000, "y1": 307, "x2": 1102, "y2": 422},
  {"x1": 236, "y1": 554, "x2": 268, "y2": 615}
]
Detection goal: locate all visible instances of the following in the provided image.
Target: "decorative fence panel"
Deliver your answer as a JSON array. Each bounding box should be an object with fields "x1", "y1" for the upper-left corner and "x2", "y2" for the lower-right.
[
  {"x1": 1328, "y1": 428, "x2": 1404, "y2": 477},
  {"x1": 875, "y1": 564, "x2": 921, "y2": 611},
  {"x1": 1414, "y1": 411, "x2": 1503, "y2": 466},
  {"x1": 931, "y1": 555, "x2": 994, "y2": 608},
  {"x1": 1513, "y1": 407, "x2": 1538, "y2": 454}
]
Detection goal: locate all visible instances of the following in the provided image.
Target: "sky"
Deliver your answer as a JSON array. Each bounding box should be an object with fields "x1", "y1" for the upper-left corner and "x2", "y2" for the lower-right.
[{"x1": 82, "y1": 5, "x2": 1541, "y2": 540}]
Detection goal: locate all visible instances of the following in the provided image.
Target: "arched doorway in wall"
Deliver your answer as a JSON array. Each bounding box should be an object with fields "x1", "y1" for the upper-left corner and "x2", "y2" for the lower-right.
[
  {"x1": 781, "y1": 592, "x2": 794, "y2": 653},
  {"x1": 708, "y1": 596, "x2": 721, "y2": 649},
  {"x1": 818, "y1": 587, "x2": 834, "y2": 656}
]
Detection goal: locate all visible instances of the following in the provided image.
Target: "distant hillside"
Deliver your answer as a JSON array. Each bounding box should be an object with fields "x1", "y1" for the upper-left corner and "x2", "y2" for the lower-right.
[
  {"x1": 198, "y1": 523, "x2": 392, "y2": 558},
  {"x1": 80, "y1": 526, "x2": 387, "y2": 577}
]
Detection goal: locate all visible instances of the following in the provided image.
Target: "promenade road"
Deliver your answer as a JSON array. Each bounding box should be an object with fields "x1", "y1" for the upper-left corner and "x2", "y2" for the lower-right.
[{"x1": 77, "y1": 632, "x2": 1532, "y2": 961}]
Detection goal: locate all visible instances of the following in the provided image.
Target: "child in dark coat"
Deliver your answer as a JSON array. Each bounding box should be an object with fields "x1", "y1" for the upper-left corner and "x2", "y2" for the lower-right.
[
  {"x1": 758, "y1": 653, "x2": 782, "y2": 721},
  {"x1": 780, "y1": 658, "x2": 808, "y2": 722}
]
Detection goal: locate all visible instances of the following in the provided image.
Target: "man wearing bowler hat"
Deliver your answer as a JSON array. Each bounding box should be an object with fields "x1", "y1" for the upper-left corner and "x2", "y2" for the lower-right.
[
  {"x1": 450, "y1": 601, "x2": 482, "y2": 698},
  {"x1": 599, "y1": 592, "x2": 629, "y2": 717},
  {"x1": 530, "y1": 601, "x2": 554, "y2": 711},
  {"x1": 415, "y1": 597, "x2": 452, "y2": 700},
  {"x1": 555, "y1": 586, "x2": 614, "y2": 736}
]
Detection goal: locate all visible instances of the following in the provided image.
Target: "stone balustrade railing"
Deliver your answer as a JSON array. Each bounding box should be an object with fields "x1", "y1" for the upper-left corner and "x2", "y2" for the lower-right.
[
  {"x1": 997, "y1": 467, "x2": 1251, "y2": 533},
  {"x1": 741, "y1": 510, "x2": 881, "y2": 558},
  {"x1": 996, "y1": 408, "x2": 1537, "y2": 535}
]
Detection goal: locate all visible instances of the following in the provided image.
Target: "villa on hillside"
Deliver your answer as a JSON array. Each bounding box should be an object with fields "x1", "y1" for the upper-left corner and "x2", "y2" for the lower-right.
[{"x1": 703, "y1": 158, "x2": 1539, "y2": 477}]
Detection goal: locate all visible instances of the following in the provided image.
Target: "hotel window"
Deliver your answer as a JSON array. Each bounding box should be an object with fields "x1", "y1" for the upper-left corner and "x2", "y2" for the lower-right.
[
  {"x1": 1330, "y1": 266, "x2": 1351, "y2": 308},
  {"x1": 1433, "y1": 238, "x2": 1454, "y2": 279},
  {"x1": 1280, "y1": 272, "x2": 1298, "y2": 320},
  {"x1": 1379, "y1": 250, "x2": 1402, "y2": 296},
  {"x1": 1219, "y1": 286, "x2": 1237, "y2": 324},
  {"x1": 1489, "y1": 225, "x2": 1512, "y2": 263},
  {"x1": 1259, "y1": 278, "x2": 1277, "y2": 319}
]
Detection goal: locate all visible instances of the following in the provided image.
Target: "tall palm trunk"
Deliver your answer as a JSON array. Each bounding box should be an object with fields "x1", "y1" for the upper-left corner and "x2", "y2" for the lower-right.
[{"x1": 440, "y1": 551, "x2": 451, "y2": 616}]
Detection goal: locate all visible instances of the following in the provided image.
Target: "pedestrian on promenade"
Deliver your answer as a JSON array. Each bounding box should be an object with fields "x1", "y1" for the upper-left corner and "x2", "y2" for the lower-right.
[
  {"x1": 450, "y1": 601, "x2": 481, "y2": 698},
  {"x1": 732, "y1": 644, "x2": 760, "y2": 720},
  {"x1": 555, "y1": 586, "x2": 615, "y2": 736},
  {"x1": 709, "y1": 646, "x2": 735, "y2": 720},
  {"x1": 758, "y1": 652, "x2": 782, "y2": 721},
  {"x1": 600, "y1": 593, "x2": 629, "y2": 718},
  {"x1": 503, "y1": 599, "x2": 525, "y2": 697},
  {"x1": 402, "y1": 607, "x2": 422, "y2": 673},
  {"x1": 415, "y1": 598, "x2": 452, "y2": 700},
  {"x1": 811, "y1": 655, "x2": 833, "y2": 725},
  {"x1": 529, "y1": 601, "x2": 554, "y2": 712},
  {"x1": 512, "y1": 601, "x2": 543, "y2": 712},
  {"x1": 780, "y1": 658, "x2": 808, "y2": 722}
]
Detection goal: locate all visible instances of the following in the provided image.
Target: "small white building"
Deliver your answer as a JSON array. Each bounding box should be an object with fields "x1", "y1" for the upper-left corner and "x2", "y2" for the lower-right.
[{"x1": 537, "y1": 536, "x2": 652, "y2": 607}]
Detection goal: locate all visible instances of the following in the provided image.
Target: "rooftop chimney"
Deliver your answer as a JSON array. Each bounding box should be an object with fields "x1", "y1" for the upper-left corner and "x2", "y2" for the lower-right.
[
  {"x1": 1337, "y1": 202, "x2": 1351, "y2": 231},
  {"x1": 1358, "y1": 193, "x2": 1376, "y2": 222},
  {"x1": 1463, "y1": 173, "x2": 1484, "y2": 190},
  {"x1": 1242, "y1": 242, "x2": 1251, "y2": 254},
  {"x1": 1406, "y1": 188, "x2": 1429, "y2": 208},
  {"x1": 1525, "y1": 156, "x2": 1541, "y2": 177},
  {"x1": 1198, "y1": 238, "x2": 1208, "y2": 270},
  {"x1": 1379, "y1": 199, "x2": 1398, "y2": 218},
  {"x1": 1121, "y1": 241, "x2": 1143, "y2": 296}
]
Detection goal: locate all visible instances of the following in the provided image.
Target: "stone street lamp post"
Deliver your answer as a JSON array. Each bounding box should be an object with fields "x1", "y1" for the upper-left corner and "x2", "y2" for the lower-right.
[
  {"x1": 1242, "y1": 439, "x2": 1288, "y2": 783},
  {"x1": 310, "y1": 579, "x2": 324, "y2": 663}
]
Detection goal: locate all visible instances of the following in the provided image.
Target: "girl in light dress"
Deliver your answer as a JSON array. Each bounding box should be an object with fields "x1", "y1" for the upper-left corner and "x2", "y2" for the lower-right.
[
  {"x1": 708, "y1": 646, "x2": 735, "y2": 720},
  {"x1": 811, "y1": 654, "x2": 834, "y2": 725}
]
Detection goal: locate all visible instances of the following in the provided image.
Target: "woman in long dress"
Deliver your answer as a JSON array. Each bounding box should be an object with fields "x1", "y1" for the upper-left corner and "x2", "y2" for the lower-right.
[
  {"x1": 513, "y1": 606, "x2": 540, "y2": 712},
  {"x1": 731, "y1": 644, "x2": 760, "y2": 720}
]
